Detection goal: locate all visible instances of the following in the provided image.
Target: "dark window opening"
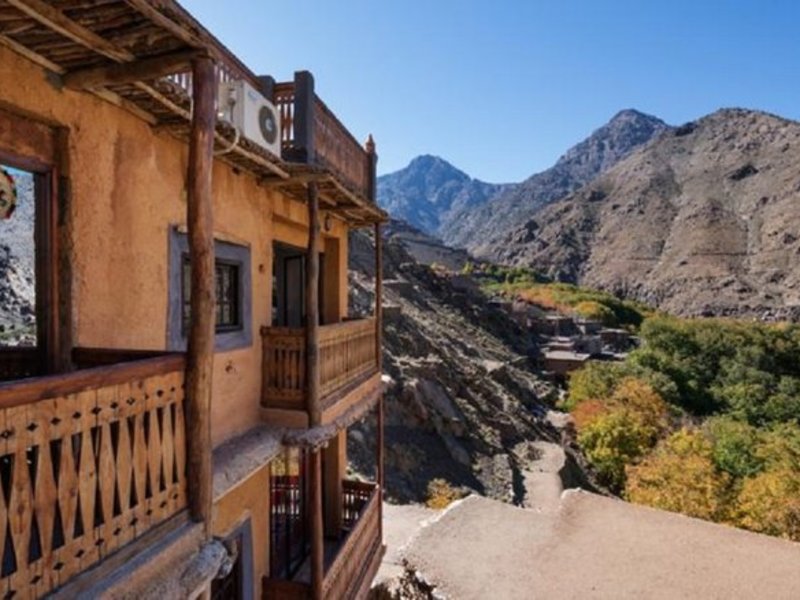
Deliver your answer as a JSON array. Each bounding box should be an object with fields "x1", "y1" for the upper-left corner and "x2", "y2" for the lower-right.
[
  {"x1": 181, "y1": 257, "x2": 243, "y2": 335},
  {"x1": 211, "y1": 536, "x2": 243, "y2": 600}
]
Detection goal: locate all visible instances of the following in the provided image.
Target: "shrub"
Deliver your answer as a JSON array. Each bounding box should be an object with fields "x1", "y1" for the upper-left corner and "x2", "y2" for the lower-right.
[
  {"x1": 425, "y1": 478, "x2": 463, "y2": 509},
  {"x1": 573, "y1": 300, "x2": 617, "y2": 326}
]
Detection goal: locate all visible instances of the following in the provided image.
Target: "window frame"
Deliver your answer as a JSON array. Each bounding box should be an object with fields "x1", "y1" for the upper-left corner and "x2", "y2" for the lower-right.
[{"x1": 168, "y1": 227, "x2": 252, "y2": 352}]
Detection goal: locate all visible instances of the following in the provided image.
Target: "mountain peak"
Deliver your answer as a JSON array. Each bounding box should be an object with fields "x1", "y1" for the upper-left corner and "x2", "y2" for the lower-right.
[
  {"x1": 608, "y1": 108, "x2": 664, "y2": 124},
  {"x1": 378, "y1": 156, "x2": 507, "y2": 234}
]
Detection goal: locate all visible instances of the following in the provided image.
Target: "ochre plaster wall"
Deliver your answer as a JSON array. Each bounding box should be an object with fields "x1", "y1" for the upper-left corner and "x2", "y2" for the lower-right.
[
  {"x1": 212, "y1": 465, "x2": 271, "y2": 594},
  {"x1": 0, "y1": 45, "x2": 351, "y2": 447}
]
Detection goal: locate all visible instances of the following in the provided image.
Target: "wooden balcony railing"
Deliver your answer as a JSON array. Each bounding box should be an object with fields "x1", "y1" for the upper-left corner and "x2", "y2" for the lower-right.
[
  {"x1": 0, "y1": 352, "x2": 187, "y2": 598},
  {"x1": 261, "y1": 318, "x2": 378, "y2": 412},
  {"x1": 275, "y1": 73, "x2": 376, "y2": 204},
  {"x1": 323, "y1": 482, "x2": 382, "y2": 599},
  {"x1": 342, "y1": 479, "x2": 375, "y2": 530},
  {"x1": 263, "y1": 480, "x2": 382, "y2": 600}
]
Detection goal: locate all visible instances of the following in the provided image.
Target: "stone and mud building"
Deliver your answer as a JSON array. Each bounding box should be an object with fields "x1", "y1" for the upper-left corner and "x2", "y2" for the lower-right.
[{"x1": 0, "y1": 1, "x2": 386, "y2": 598}]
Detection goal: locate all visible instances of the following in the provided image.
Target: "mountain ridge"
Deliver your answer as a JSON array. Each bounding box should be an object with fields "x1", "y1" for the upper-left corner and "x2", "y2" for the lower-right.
[{"x1": 492, "y1": 107, "x2": 800, "y2": 318}]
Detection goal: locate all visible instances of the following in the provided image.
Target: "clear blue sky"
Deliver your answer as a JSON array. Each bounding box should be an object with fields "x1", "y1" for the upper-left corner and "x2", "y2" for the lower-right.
[{"x1": 183, "y1": 0, "x2": 800, "y2": 182}]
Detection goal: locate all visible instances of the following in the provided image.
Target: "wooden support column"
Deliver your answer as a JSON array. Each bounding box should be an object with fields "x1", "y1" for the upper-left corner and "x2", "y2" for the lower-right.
[
  {"x1": 375, "y1": 222, "x2": 385, "y2": 503},
  {"x1": 306, "y1": 182, "x2": 322, "y2": 426},
  {"x1": 310, "y1": 449, "x2": 324, "y2": 600},
  {"x1": 184, "y1": 57, "x2": 216, "y2": 533},
  {"x1": 307, "y1": 181, "x2": 325, "y2": 599}
]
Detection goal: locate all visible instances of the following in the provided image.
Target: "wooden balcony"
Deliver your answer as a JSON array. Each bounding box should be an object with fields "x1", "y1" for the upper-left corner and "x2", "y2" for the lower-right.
[
  {"x1": 275, "y1": 73, "x2": 377, "y2": 205},
  {"x1": 0, "y1": 350, "x2": 187, "y2": 598},
  {"x1": 264, "y1": 480, "x2": 384, "y2": 600},
  {"x1": 261, "y1": 318, "x2": 380, "y2": 424}
]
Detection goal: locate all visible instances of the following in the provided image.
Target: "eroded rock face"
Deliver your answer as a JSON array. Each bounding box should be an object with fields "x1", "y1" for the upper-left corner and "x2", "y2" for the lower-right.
[
  {"x1": 492, "y1": 109, "x2": 800, "y2": 319},
  {"x1": 348, "y1": 232, "x2": 558, "y2": 503}
]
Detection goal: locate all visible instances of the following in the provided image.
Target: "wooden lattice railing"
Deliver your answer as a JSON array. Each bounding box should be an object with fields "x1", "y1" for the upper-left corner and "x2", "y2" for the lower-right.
[
  {"x1": 0, "y1": 354, "x2": 187, "y2": 598},
  {"x1": 323, "y1": 482, "x2": 381, "y2": 599},
  {"x1": 261, "y1": 318, "x2": 378, "y2": 412}
]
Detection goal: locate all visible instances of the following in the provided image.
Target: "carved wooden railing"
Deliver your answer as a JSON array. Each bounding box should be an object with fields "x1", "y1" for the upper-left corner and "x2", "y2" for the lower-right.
[
  {"x1": 322, "y1": 482, "x2": 381, "y2": 599},
  {"x1": 261, "y1": 318, "x2": 378, "y2": 412},
  {"x1": 0, "y1": 347, "x2": 40, "y2": 382},
  {"x1": 0, "y1": 353, "x2": 187, "y2": 598},
  {"x1": 274, "y1": 74, "x2": 375, "y2": 204}
]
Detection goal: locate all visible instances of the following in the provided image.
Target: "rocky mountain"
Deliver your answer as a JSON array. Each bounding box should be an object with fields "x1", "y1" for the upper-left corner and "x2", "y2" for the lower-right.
[
  {"x1": 440, "y1": 109, "x2": 670, "y2": 253},
  {"x1": 377, "y1": 155, "x2": 508, "y2": 235},
  {"x1": 347, "y1": 230, "x2": 579, "y2": 503},
  {"x1": 493, "y1": 108, "x2": 800, "y2": 319},
  {"x1": 0, "y1": 171, "x2": 35, "y2": 345}
]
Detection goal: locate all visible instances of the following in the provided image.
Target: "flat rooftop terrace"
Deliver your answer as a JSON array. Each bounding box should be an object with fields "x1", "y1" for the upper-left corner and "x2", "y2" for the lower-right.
[{"x1": 399, "y1": 491, "x2": 800, "y2": 599}]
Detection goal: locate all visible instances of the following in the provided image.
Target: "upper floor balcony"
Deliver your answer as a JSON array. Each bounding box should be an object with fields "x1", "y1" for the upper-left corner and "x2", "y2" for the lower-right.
[
  {"x1": 273, "y1": 72, "x2": 377, "y2": 207},
  {"x1": 261, "y1": 318, "x2": 381, "y2": 427}
]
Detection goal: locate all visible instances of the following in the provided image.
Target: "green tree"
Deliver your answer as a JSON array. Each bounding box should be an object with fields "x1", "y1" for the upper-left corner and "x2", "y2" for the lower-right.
[{"x1": 705, "y1": 417, "x2": 762, "y2": 478}]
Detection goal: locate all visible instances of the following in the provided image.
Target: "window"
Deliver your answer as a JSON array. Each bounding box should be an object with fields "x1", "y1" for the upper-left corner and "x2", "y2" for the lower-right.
[
  {"x1": 168, "y1": 228, "x2": 252, "y2": 351},
  {"x1": 181, "y1": 258, "x2": 242, "y2": 334}
]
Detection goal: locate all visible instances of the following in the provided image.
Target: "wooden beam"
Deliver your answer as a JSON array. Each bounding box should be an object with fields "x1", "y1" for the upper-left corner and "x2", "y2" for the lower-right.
[
  {"x1": 183, "y1": 56, "x2": 216, "y2": 534},
  {"x1": 7, "y1": 0, "x2": 135, "y2": 63},
  {"x1": 123, "y1": 0, "x2": 207, "y2": 49},
  {"x1": 63, "y1": 49, "x2": 201, "y2": 90},
  {"x1": 306, "y1": 182, "x2": 322, "y2": 427}
]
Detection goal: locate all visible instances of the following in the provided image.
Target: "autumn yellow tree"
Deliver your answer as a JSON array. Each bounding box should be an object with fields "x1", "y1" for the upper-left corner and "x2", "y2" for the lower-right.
[
  {"x1": 573, "y1": 378, "x2": 669, "y2": 490},
  {"x1": 625, "y1": 429, "x2": 730, "y2": 521},
  {"x1": 733, "y1": 470, "x2": 800, "y2": 540}
]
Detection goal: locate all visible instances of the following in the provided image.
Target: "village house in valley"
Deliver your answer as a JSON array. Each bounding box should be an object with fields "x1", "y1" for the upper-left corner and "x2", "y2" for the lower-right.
[{"x1": 0, "y1": 1, "x2": 387, "y2": 598}]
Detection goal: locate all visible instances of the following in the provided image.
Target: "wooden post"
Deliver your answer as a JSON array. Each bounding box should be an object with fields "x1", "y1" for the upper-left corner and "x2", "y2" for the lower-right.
[
  {"x1": 294, "y1": 71, "x2": 316, "y2": 163},
  {"x1": 306, "y1": 182, "x2": 322, "y2": 426},
  {"x1": 365, "y1": 135, "x2": 377, "y2": 203},
  {"x1": 310, "y1": 449, "x2": 324, "y2": 600},
  {"x1": 184, "y1": 56, "x2": 216, "y2": 533},
  {"x1": 375, "y1": 223, "x2": 385, "y2": 494}
]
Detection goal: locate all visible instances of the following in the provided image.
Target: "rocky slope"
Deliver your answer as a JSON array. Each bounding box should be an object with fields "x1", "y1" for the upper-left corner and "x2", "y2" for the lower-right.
[
  {"x1": 347, "y1": 230, "x2": 560, "y2": 503},
  {"x1": 441, "y1": 109, "x2": 669, "y2": 254},
  {"x1": 0, "y1": 171, "x2": 35, "y2": 345},
  {"x1": 494, "y1": 108, "x2": 800, "y2": 319},
  {"x1": 377, "y1": 155, "x2": 508, "y2": 236},
  {"x1": 382, "y1": 219, "x2": 474, "y2": 271}
]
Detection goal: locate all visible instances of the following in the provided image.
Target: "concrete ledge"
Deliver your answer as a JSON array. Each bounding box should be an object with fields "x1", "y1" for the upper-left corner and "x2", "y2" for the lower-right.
[
  {"x1": 53, "y1": 517, "x2": 228, "y2": 600},
  {"x1": 213, "y1": 425, "x2": 284, "y2": 501}
]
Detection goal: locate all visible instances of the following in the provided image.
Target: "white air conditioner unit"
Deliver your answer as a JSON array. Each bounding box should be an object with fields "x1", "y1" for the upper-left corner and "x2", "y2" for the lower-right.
[{"x1": 217, "y1": 80, "x2": 282, "y2": 157}]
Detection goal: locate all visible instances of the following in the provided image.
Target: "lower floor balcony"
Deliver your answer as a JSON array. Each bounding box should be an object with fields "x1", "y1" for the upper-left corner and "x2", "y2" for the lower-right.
[
  {"x1": 0, "y1": 348, "x2": 188, "y2": 598},
  {"x1": 264, "y1": 480, "x2": 384, "y2": 600}
]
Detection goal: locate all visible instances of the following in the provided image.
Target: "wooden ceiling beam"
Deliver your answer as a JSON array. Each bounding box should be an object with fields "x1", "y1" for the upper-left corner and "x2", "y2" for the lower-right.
[
  {"x1": 63, "y1": 49, "x2": 202, "y2": 89},
  {"x1": 122, "y1": 0, "x2": 206, "y2": 52},
  {"x1": 7, "y1": 0, "x2": 135, "y2": 62}
]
